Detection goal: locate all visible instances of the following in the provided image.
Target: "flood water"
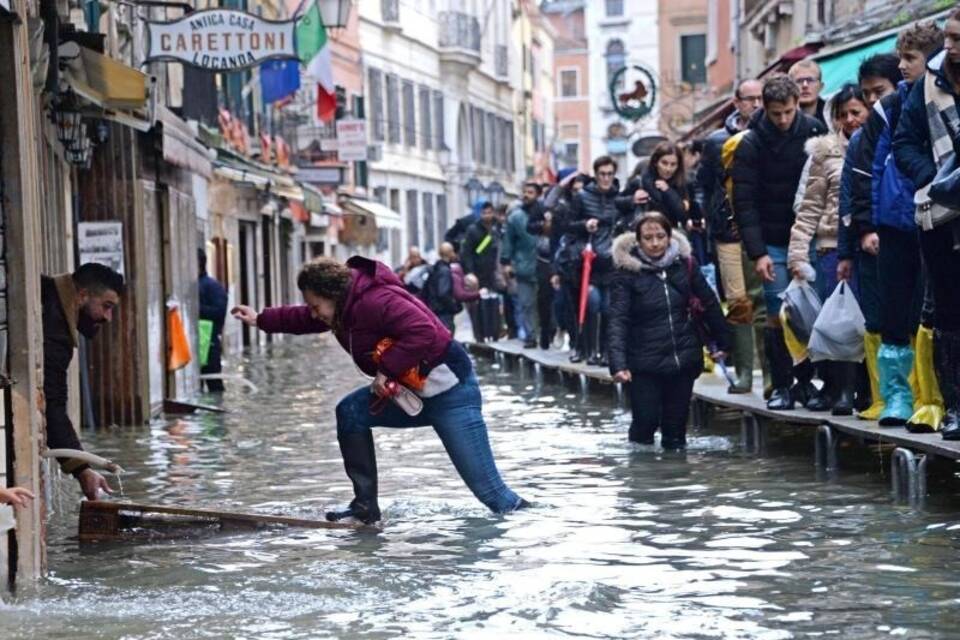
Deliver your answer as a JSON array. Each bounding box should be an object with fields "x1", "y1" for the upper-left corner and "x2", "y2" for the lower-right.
[{"x1": 4, "y1": 335, "x2": 960, "y2": 639}]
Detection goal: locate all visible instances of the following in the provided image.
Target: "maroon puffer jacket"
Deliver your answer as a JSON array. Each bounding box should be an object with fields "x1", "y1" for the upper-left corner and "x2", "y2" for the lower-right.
[{"x1": 256, "y1": 256, "x2": 452, "y2": 379}]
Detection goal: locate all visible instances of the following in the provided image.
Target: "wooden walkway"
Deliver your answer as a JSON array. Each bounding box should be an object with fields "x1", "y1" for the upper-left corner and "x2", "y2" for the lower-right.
[{"x1": 466, "y1": 339, "x2": 960, "y2": 474}]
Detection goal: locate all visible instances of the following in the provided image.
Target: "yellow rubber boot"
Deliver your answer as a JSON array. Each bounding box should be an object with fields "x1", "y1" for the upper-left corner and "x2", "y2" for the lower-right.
[
  {"x1": 909, "y1": 333, "x2": 921, "y2": 411},
  {"x1": 907, "y1": 326, "x2": 945, "y2": 433},
  {"x1": 859, "y1": 331, "x2": 885, "y2": 420}
]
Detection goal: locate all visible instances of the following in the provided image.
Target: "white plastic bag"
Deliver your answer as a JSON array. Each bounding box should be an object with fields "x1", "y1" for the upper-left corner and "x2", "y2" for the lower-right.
[{"x1": 807, "y1": 281, "x2": 865, "y2": 363}]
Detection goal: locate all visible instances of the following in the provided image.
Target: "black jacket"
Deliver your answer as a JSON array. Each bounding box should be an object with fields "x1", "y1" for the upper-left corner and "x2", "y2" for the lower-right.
[
  {"x1": 617, "y1": 172, "x2": 690, "y2": 231},
  {"x1": 732, "y1": 112, "x2": 827, "y2": 258},
  {"x1": 423, "y1": 260, "x2": 460, "y2": 316},
  {"x1": 199, "y1": 272, "x2": 228, "y2": 349},
  {"x1": 41, "y1": 274, "x2": 88, "y2": 476},
  {"x1": 444, "y1": 213, "x2": 476, "y2": 254},
  {"x1": 460, "y1": 221, "x2": 502, "y2": 291},
  {"x1": 607, "y1": 233, "x2": 729, "y2": 376},
  {"x1": 698, "y1": 112, "x2": 743, "y2": 242},
  {"x1": 567, "y1": 178, "x2": 621, "y2": 280}
]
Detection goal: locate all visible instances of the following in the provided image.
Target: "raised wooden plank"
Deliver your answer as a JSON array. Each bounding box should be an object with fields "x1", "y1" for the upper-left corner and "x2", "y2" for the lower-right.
[
  {"x1": 163, "y1": 399, "x2": 228, "y2": 414},
  {"x1": 79, "y1": 500, "x2": 371, "y2": 542},
  {"x1": 468, "y1": 339, "x2": 960, "y2": 461}
]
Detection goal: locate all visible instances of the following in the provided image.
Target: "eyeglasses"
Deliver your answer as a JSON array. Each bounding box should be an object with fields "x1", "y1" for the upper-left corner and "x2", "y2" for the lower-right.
[
  {"x1": 597, "y1": 170, "x2": 616, "y2": 177},
  {"x1": 794, "y1": 76, "x2": 820, "y2": 86}
]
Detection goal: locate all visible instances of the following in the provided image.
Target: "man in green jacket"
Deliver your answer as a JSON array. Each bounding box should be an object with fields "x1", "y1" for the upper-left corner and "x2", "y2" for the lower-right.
[{"x1": 501, "y1": 183, "x2": 543, "y2": 348}]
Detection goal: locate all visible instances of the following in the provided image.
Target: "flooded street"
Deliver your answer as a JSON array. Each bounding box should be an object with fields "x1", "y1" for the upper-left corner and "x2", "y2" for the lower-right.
[{"x1": 4, "y1": 335, "x2": 960, "y2": 639}]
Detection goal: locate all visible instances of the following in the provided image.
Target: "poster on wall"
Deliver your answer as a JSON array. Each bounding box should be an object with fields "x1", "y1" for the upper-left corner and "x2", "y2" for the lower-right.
[
  {"x1": 78, "y1": 222, "x2": 125, "y2": 277},
  {"x1": 336, "y1": 120, "x2": 368, "y2": 162}
]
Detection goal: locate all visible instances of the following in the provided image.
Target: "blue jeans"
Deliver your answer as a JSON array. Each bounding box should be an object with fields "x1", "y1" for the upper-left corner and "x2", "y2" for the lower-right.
[
  {"x1": 335, "y1": 373, "x2": 523, "y2": 514},
  {"x1": 762, "y1": 244, "x2": 791, "y2": 316},
  {"x1": 513, "y1": 278, "x2": 537, "y2": 341}
]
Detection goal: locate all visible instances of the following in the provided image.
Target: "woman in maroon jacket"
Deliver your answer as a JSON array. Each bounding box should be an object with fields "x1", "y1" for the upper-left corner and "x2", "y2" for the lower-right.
[{"x1": 232, "y1": 256, "x2": 527, "y2": 524}]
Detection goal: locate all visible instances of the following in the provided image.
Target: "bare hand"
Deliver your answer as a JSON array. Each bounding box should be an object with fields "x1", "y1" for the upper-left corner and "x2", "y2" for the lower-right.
[
  {"x1": 837, "y1": 259, "x2": 853, "y2": 282},
  {"x1": 502, "y1": 265, "x2": 514, "y2": 279},
  {"x1": 77, "y1": 468, "x2": 113, "y2": 501},
  {"x1": 861, "y1": 232, "x2": 880, "y2": 256},
  {"x1": 550, "y1": 274, "x2": 561, "y2": 289},
  {"x1": 0, "y1": 486, "x2": 35, "y2": 508},
  {"x1": 231, "y1": 305, "x2": 259, "y2": 327},
  {"x1": 585, "y1": 218, "x2": 599, "y2": 233},
  {"x1": 479, "y1": 287, "x2": 489, "y2": 296},
  {"x1": 790, "y1": 263, "x2": 808, "y2": 280},
  {"x1": 372, "y1": 372, "x2": 391, "y2": 398},
  {"x1": 755, "y1": 256, "x2": 776, "y2": 283},
  {"x1": 634, "y1": 189, "x2": 650, "y2": 204},
  {"x1": 655, "y1": 180, "x2": 669, "y2": 192},
  {"x1": 613, "y1": 370, "x2": 632, "y2": 383},
  {"x1": 544, "y1": 211, "x2": 553, "y2": 223},
  {"x1": 710, "y1": 350, "x2": 728, "y2": 363}
]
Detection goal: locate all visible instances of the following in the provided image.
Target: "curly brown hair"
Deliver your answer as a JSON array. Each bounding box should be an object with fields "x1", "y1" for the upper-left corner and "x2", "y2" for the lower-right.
[
  {"x1": 296, "y1": 258, "x2": 352, "y2": 304},
  {"x1": 897, "y1": 21, "x2": 943, "y2": 58}
]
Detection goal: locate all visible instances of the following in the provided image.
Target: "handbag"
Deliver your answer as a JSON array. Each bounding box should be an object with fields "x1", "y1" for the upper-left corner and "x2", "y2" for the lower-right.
[{"x1": 921, "y1": 157, "x2": 960, "y2": 229}]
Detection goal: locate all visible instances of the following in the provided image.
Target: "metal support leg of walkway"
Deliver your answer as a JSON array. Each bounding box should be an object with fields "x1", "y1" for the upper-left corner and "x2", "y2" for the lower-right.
[
  {"x1": 741, "y1": 412, "x2": 763, "y2": 455},
  {"x1": 815, "y1": 424, "x2": 839, "y2": 471},
  {"x1": 891, "y1": 447, "x2": 927, "y2": 506}
]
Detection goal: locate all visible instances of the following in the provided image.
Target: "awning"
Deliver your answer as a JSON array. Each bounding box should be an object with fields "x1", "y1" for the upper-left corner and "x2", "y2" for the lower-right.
[
  {"x1": 156, "y1": 105, "x2": 213, "y2": 179},
  {"x1": 63, "y1": 46, "x2": 147, "y2": 111},
  {"x1": 816, "y1": 34, "x2": 898, "y2": 94},
  {"x1": 271, "y1": 183, "x2": 305, "y2": 201},
  {"x1": 341, "y1": 197, "x2": 402, "y2": 229},
  {"x1": 214, "y1": 165, "x2": 271, "y2": 189}
]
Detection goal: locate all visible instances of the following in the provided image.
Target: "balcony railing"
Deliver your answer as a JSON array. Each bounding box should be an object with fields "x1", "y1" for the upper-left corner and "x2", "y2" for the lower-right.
[
  {"x1": 438, "y1": 12, "x2": 481, "y2": 53},
  {"x1": 495, "y1": 45, "x2": 508, "y2": 79}
]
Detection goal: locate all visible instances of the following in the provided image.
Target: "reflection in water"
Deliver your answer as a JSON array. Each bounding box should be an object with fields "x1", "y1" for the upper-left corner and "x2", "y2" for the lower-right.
[{"x1": 3, "y1": 334, "x2": 960, "y2": 639}]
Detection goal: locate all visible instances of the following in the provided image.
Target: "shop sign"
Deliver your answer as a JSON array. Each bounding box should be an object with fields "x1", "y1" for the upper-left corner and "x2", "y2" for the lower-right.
[
  {"x1": 78, "y1": 222, "x2": 125, "y2": 277},
  {"x1": 146, "y1": 9, "x2": 296, "y2": 72},
  {"x1": 336, "y1": 119, "x2": 368, "y2": 162}
]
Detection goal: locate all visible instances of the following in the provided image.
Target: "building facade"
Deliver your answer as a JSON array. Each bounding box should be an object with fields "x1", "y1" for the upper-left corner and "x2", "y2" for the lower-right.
[
  {"x1": 584, "y1": 0, "x2": 659, "y2": 183},
  {"x1": 543, "y1": 0, "x2": 590, "y2": 173}
]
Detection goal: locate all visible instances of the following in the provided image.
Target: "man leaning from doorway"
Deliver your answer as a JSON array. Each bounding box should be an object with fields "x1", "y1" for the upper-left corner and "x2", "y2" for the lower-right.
[{"x1": 41, "y1": 263, "x2": 124, "y2": 499}]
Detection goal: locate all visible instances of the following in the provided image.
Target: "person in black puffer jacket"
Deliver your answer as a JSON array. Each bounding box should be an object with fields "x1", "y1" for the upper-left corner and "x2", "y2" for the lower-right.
[
  {"x1": 608, "y1": 213, "x2": 730, "y2": 449},
  {"x1": 618, "y1": 142, "x2": 691, "y2": 233},
  {"x1": 731, "y1": 73, "x2": 826, "y2": 411},
  {"x1": 566, "y1": 155, "x2": 621, "y2": 366}
]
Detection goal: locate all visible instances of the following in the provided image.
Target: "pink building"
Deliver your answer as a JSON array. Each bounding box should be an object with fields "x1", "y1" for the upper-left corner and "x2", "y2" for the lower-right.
[{"x1": 544, "y1": 1, "x2": 590, "y2": 172}]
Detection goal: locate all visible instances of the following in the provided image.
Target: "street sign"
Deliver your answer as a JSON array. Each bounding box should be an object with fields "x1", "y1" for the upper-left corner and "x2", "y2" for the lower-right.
[
  {"x1": 145, "y1": 9, "x2": 297, "y2": 72},
  {"x1": 336, "y1": 119, "x2": 368, "y2": 162},
  {"x1": 78, "y1": 222, "x2": 125, "y2": 276}
]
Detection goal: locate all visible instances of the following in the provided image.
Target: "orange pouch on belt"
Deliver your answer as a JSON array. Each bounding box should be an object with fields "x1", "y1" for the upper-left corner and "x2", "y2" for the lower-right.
[{"x1": 371, "y1": 338, "x2": 427, "y2": 391}]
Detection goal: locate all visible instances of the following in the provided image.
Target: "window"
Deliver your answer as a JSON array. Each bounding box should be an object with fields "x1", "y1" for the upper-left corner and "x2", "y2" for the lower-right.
[
  {"x1": 402, "y1": 80, "x2": 416, "y2": 147},
  {"x1": 559, "y1": 69, "x2": 579, "y2": 98},
  {"x1": 561, "y1": 142, "x2": 579, "y2": 168},
  {"x1": 433, "y1": 91, "x2": 445, "y2": 149},
  {"x1": 354, "y1": 95, "x2": 368, "y2": 186},
  {"x1": 605, "y1": 0, "x2": 623, "y2": 16},
  {"x1": 506, "y1": 121, "x2": 515, "y2": 173},
  {"x1": 386, "y1": 74, "x2": 400, "y2": 143},
  {"x1": 486, "y1": 112, "x2": 496, "y2": 168},
  {"x1": 419, "y1": 86, "x2": 432, "y2": 150},
  {"x1": 406, "y1": 190, "x2": 420, "y2": 248},
  {"x1": 373, "y1": 186, "x2": 387, "y2": 205},
  {"x1": 532, "y1": 118, "x2": 542, "y2": 153},
  {"x1": 606, "y1": 40, "x2": 626, "y2": 93},
  {"x1": 559, "y1": 123, "x2": 579, "y2": 140},
  {"x1": 422, "y1": 193, "x2": 435, "y2": 251},
  {"x1": 437, "y1": 194, "x2": 448, "y2": 240},
  {"x1": 389, "y1": 188, "x2": 400, "y2": 213},
  {"x1": 368, "y1": 68, "x2": 384, "y2": 141},
  {"x1": 681, "y1": 34, "x2": 707, "y2": 85}
]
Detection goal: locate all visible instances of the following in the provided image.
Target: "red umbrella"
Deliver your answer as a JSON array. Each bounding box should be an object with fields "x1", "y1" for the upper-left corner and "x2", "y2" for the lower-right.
[{"x1": 578, "y1": 241, "x2": 596, "y2": 328}]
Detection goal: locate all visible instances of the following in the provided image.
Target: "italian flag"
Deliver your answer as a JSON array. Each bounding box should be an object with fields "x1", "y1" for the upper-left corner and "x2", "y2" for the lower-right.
[{"x1": 296, "y1": 1, "x2": 337, "y2": 123}]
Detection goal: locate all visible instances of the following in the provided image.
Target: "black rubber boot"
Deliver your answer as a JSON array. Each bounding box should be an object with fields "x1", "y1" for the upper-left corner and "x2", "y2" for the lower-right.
[
  {"x1": 805, "y1": 361, "x2": 834, "y2": 412},
  {"x1": 935, "y1": 329, "x2": 960, "y2": 441},
  {"x1": 831, "y1": 361, "x2": 857, "y2": 416},
  {"x1": 325, "y1": 430, "x2": 381, "y2": 524},
  {"x1": 793, "y1": 359, "x2": 820, "y2": 409},
  {"x1": 765, "y1": 327, "x2": 795, "y2": 411},
  {"x1": 586, "y1": 312, "x2": 604, "y2": 366}
]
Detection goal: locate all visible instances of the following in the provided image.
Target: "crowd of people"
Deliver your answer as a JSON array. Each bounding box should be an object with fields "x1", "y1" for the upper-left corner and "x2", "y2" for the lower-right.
[{"x1": 395, "y1": 15, "x2": 960, "y2": 451}]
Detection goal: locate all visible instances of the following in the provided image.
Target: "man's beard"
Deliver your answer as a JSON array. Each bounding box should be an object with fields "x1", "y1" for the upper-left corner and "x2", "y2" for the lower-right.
[{"x1": 78, "y1": 306, "x2": 105, "y2": 338}]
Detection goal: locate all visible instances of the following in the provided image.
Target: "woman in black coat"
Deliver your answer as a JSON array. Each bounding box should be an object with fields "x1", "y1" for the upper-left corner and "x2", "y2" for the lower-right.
[
  {"x1": 608, "y1": 212, "x2": 729, "y2": 448},
  {"x1": 616, "y1": 142, "x2": 692, "y2": 233}
]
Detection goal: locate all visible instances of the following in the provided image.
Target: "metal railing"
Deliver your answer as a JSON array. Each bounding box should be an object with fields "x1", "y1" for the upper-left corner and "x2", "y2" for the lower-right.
[{"x1": 438, "y1": 11, "x2": 481, "y2": 53}]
